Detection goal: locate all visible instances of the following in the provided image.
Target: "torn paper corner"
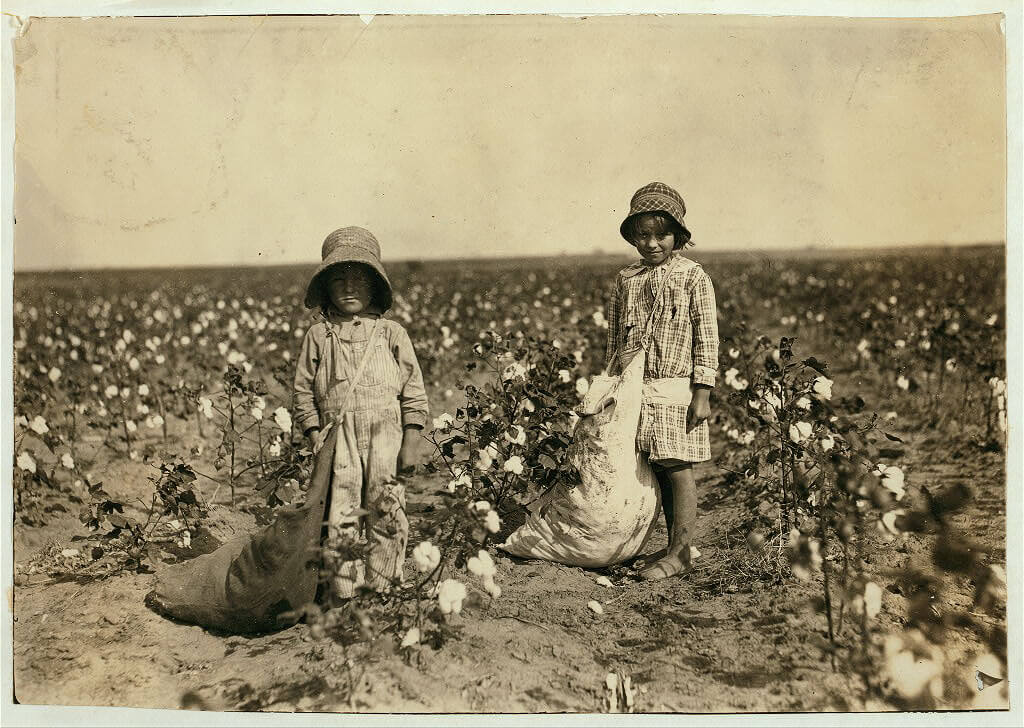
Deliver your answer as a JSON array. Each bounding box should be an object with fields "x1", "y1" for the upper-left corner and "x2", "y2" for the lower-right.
[{"x1": 7, "y1": 14, "x2": 32, "y2": 38}]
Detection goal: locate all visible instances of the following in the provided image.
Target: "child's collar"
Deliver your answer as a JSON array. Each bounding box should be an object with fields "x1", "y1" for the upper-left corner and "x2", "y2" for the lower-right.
[
  {"x1": 323, "y1": 308, "x2": 383, "y2": 324},
  {"x1": 621, "y1": 252, "x2": 688, "y2": 278},
  {"x1": 322, "y1": 311, "x2": 384, "y2": 341}
]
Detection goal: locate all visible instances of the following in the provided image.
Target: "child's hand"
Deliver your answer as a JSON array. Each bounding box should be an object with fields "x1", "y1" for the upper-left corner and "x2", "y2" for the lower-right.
[
  {"x1": 686, "y1": 387, "x2": 711, "y2": 434},
  {"x1": 307, "y1": 427, "x2": 327, "y2": 454},
  {"x1": 397, "y1": 427, "x2": 420, "y2": 475}
]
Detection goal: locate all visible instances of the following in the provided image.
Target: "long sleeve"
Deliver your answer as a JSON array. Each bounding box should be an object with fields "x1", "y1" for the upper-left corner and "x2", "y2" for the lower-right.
[
  {"x1": 292, "y1": 328, "x2": 321, "y2": 434},
  {"x1": 604, "y1": 274, "x2": 623, "y2": 374},
  {"x1": 689, "y1": 269, "x2": 719, "y2": 387},
  {"x1": 391, "y1": 325, "x2": 429, "y2": 428}
]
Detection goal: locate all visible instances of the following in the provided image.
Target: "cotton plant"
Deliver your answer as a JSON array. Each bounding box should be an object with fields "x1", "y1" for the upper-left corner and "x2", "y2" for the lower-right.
[
  {"x1": 12, "y1": 382, "x2": 92, "y2": 523},
  {"x1": 19, "y1": 459, "x2": 209, "y2": 582},
  {"x1": 392, "y1": 331, "x2": 582, "y2": 651},
  {"x1": 729, "y1": 332, "x2": 1005, "y2": 703},
  {"x1": 309, "y1": 513, "x2": 507, "y2": 665},
  {"x1": 345, "y1": 330, "x2": 587, "y2": 661},
  {"x1": 713, "y1": 334, "x2": 920, "y2": 681},
  {"x1": 305, "y1": 394, "x2": 518, "y2": 660},
  {"x1": 180, "y1": 365, "x2": 290, "y2": 506},
  {"x1": 424, "y1": 329, "x2": 582, "y2": 515}
]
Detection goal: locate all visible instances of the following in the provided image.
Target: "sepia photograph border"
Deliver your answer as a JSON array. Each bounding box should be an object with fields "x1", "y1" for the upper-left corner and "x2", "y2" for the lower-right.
[{"x1": 2, "y1": 1, "x2": 1021, "y2": 727}]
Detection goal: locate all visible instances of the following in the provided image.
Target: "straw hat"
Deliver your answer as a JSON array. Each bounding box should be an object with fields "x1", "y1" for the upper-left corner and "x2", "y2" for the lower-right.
[
  {"x1": 619, "y1": 182, "x2": 691, "y2": 244},
  {"x1": 303, "y1": 226, "x2": 393, "y2": 312}
]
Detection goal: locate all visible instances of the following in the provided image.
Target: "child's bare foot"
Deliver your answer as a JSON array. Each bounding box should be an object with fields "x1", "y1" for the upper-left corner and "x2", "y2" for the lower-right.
[{"x1": 638, "y1": 551, "x2": 691, "y2": 580}]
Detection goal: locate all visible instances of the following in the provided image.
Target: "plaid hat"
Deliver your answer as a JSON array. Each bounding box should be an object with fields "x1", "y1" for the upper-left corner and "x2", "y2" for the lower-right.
[
  {"x1": 619, "y1": 182, "x2": 691, "y2": 243},
  {"x1": 304, "y1": 226, "x2": 393, "y2": 312}
]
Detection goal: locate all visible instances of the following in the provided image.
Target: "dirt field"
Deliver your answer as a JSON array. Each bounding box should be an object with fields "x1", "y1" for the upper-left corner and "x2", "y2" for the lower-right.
[
  {"x1": 9, "y1": 250, "x2": 1011, "y2": 716},
  {"x1": 11, "y1": 415, "x2": 1006, "y2": 714}
]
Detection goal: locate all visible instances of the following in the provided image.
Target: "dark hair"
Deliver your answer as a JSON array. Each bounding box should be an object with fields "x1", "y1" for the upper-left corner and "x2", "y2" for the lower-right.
[
  {"x1": 623, "y1": 211, "x2": 693, "y2": 249},
  {"x1": 316, "y1": 262, "x2": 389, "y2": 313}
]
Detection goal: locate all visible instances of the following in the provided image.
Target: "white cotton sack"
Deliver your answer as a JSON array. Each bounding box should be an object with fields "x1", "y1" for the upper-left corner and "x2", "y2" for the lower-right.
[{"x1": 498, "y1": 351, "x2": 660, "y2": 567}]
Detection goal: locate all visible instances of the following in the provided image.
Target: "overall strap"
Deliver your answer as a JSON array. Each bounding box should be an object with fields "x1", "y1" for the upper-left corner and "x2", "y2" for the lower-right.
[{"x1": 334, "y1": 318, "x2": 383, "y2": 413}]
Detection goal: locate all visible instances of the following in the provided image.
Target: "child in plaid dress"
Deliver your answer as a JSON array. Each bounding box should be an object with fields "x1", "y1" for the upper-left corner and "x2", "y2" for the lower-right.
[
  {"x1": 605, "y1": 182, "x2": 719, "y2": 580},
  {"x1": 293, "y1": 227, "x2": 429, "y2": 600}
]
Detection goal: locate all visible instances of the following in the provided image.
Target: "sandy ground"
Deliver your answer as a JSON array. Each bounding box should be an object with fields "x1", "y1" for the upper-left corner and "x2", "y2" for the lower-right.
[{"x1": 11, "y1": 410, "x2": 1006, "y2": 714}]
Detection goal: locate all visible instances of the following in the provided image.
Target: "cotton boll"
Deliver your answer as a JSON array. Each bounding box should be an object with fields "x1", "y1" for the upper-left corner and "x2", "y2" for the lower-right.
[
  {"x1": 811, "y1": 376, "x2": 833, "y2": 400},
  {"x1": 503, "y1": 456, "x2": 525, "y2": 475},
  {"x1": 789, "y1": 421, "x2": 812, "y2": 443},
  {"x1": 400, "y1": 627, "x2": 421, "y2": 648},
  {"x1": 412, "y1": 541, "x2": 441, "y2": 573},
  {"x1": 17, "y1": 452, "x2": 37, "y2": 473},
  {"x1": 437, "y1": 579, "x2": 467, "y2": 615}
]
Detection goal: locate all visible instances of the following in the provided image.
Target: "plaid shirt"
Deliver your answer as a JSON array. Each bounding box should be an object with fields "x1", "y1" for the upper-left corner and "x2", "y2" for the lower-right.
[{"x1": 604, "y1": 254, "x2": 719, "y2": 387}]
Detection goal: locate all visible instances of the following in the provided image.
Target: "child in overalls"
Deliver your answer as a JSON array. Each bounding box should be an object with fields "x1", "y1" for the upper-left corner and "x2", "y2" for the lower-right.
[
  {"x1": 293, "y1": 227, "x2": 429, "y2": 600},
  {"x1": 605, "y1": 182, "x2": 719, "y2": 581}
]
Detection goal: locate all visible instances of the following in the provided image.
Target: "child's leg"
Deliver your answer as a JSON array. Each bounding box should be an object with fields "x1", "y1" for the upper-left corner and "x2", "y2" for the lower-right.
[
  {"x1": 641, "y1": 461, "x2": 697, "y2": 580},
  {"x1": 362, "y1": 412, "x2": 408, "y2": 591},
  {"x1": 364, "y1": 479, "x2": 408, "y2": 590},
  {"x1": 659, "y1": 471, "x2": 675, "y2": 535},
  {"x1": 328, "y1": 418, "x2": 367, "y2": 600}
]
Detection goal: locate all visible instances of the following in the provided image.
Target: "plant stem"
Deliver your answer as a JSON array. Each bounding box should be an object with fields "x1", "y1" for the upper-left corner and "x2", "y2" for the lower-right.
[
  {"x1": 789, "y1": 450, "x2": 801, "y2": 527},
  {"x1": 257, "y1": 419, "x2": 267, "y2": 478},
  {"x1": 67, "y1": 408, "x2": 78, "y2": 462},
  {"x1": 189, "y1": 467, "x2": 224, "y2": 485},
  {"x1": 120, "y1": 409, "x2": 133, "y2": 455},
  {"x1": 818, "y1": 508, "x2": 837, "y2": 672},
  {"x1": 837, "y1": 539, "x2": 849, "y2": 635},
  {"x1": 228, "y1": 396, "x2": 236, "y2": 506},
  {"x1": 233, "y1": 458, "x2": 286, "y2": 481},
  {"x1": 113, "y1": 362, "x2": 134, "y2": 454},
  {"x1": 984, "y1": 386, "x2": 993, "y2": 441},
  {"x1": 155, "y1": 385, "x2": 169, "y2": 443},
  {"x1": 779, "y1": 425, "x2": 789, "y2": 530}
]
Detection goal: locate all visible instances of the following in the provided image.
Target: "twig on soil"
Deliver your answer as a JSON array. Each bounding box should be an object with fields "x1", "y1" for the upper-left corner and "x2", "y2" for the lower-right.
[
  {"x1": 603, "y1": 590, "x2": 632, "y2": 606},
  {"x1": 16, "y1": 576, "x2": 63, "y2": 588},
  {"x1": 51, "y1": 587, "x2": 86, "y2": 613},
  {"x1": 504, "y1": 615, "x2": 550, "y2": 632},
  {"x1": 649, "y1": 656, "x2": 684, "y2": 674}
]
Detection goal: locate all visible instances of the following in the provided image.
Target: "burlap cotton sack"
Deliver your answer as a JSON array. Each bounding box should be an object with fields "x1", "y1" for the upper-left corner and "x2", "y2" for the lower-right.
[
  {"x1": 497, "y1": 351, "x2": 660, "y2": 567},
  {"x1": 144, "y1": 425, "x2": 338, "y2": 634}
]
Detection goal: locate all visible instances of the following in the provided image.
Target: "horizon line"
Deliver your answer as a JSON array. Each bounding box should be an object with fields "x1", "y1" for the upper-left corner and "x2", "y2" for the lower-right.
[{"x1": 12, "y1": 239, "x2": 1007, "y2": 274}]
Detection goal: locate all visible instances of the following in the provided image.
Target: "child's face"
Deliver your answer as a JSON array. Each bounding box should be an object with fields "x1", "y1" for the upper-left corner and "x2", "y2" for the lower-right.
[
  {"x1": 630, "y1": 214, "x2": 676, "y2": 265},
  {"x1": 325, "y1": 264, "x2": 374, "y2": 315}
]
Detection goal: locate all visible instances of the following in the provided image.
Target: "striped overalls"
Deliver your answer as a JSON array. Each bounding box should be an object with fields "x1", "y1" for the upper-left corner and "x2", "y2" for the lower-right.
[{"x1": 293, "y1": 313, "x2": 429, "y2": 598}]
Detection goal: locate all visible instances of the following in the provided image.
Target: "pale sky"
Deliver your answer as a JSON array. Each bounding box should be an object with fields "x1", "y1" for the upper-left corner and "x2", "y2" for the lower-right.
[{"x1": 13, "y1": 13, "x2": 1007, "y2": 270}]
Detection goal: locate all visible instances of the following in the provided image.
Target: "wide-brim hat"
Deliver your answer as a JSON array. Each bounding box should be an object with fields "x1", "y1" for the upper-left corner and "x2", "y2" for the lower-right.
[
  {"x1": 304, "y1": 226, "x2": 393, "y2": 312},
  {"x1": 619, "y1": 182, "x2": 691, "y2": 243}
]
